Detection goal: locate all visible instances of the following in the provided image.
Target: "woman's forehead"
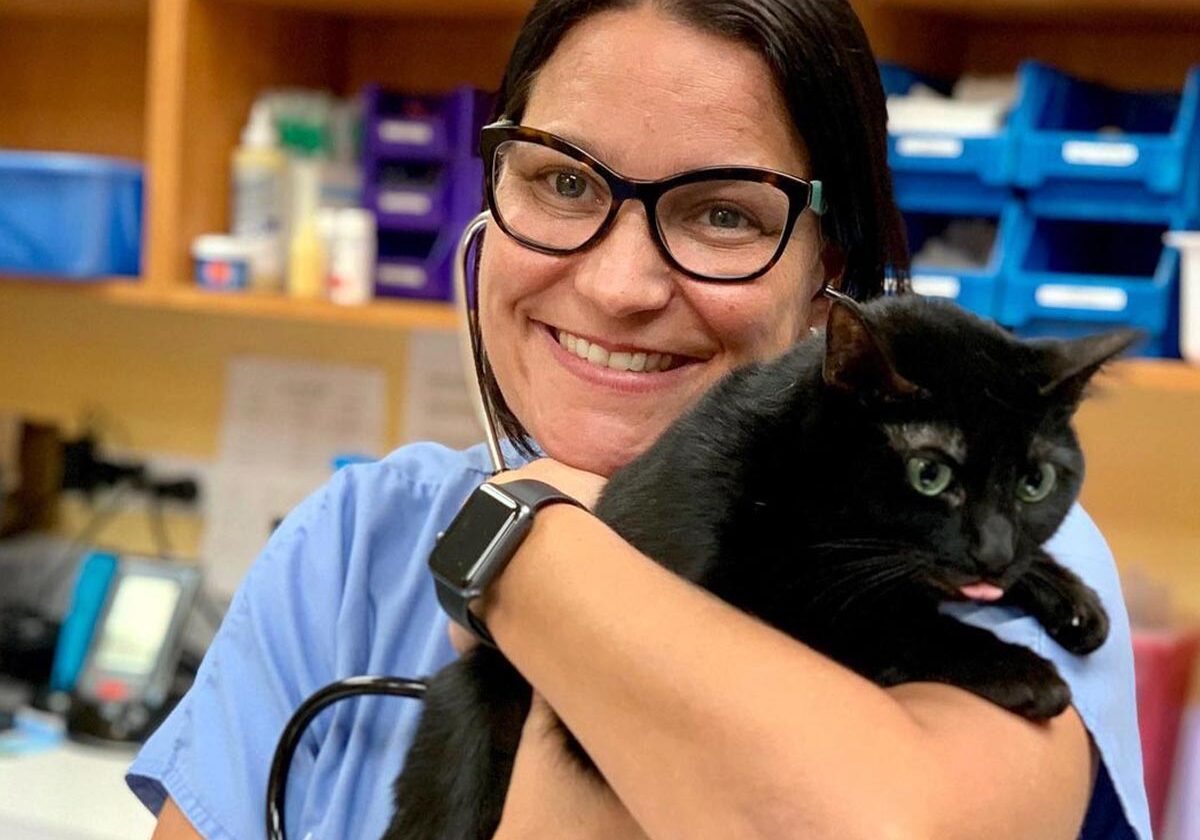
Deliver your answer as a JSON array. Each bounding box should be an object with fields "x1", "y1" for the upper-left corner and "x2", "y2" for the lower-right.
[{"x1": 521, "y1": 7, "x2": 809, "y2": 179}]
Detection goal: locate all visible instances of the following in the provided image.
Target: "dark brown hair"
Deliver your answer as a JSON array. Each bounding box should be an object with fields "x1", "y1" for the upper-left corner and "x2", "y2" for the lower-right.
[{"x1": 471, "y1": 0, "x2": 908, "y2": 458}]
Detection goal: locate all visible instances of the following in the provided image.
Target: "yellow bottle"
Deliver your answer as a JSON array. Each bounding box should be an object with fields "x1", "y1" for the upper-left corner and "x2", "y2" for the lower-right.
[
  {"x1": 287, "y1": 159, "x2": 326, "y2": 299},
  {"x1": 288, "y1": 214, "x2": 326, "y2": 299}
]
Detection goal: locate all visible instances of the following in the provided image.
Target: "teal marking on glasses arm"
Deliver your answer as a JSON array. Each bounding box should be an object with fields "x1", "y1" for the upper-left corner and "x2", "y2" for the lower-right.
[{"x1": 810, "y1": 180, "x2": 827, "y2": 216}]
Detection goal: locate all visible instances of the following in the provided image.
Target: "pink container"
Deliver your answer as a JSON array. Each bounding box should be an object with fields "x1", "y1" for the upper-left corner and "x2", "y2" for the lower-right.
[{"x1": 1133, "y1": 629, "x2": 1200, "y2": 835}]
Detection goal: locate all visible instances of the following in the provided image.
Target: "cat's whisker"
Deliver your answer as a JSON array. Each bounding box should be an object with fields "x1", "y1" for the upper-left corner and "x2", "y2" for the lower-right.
[{"x1": 805, "y1": 554, "x2": 916, "y2": 620}]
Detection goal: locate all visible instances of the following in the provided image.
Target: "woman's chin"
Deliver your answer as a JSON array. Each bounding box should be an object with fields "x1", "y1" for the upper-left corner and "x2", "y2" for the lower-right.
[{"x1": 533, "y1": 416, "x2": 667, "y2": 478}]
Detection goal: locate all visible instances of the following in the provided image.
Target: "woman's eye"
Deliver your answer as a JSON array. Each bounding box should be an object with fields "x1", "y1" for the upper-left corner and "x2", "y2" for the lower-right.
[
  {"x1": 553, "y1": 171, "x2": 588, "y2": 199},
  {"x1": 906, "y1": 457, "x2": 953, "y2": 497},
  {"x1": 1017, "y1": 462, "x2": 1057, "y2": 503},
  {"x1": 707, "y1": 206, "x2": 747, "y2": 229}
]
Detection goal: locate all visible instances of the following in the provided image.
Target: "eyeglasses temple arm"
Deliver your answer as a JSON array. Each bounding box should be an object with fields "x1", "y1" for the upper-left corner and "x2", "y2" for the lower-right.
[{"x1": 810, "y1": 180, "x2": 827, "y2": 216}]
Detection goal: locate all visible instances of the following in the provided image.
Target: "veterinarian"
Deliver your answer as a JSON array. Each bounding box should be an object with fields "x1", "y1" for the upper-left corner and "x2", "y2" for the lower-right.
[{"x1": 130, "y1": 1, "x2": 1151, "y2": 837}]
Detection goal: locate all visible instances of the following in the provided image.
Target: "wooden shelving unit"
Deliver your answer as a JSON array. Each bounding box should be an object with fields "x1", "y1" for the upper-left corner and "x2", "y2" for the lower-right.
[
  {"x1": 0, "y1": 277, "x2": 458, "y2": 329},
  {"x1": 0, "y1": 0, "x2": 146, "y2": 19},
  {"x1": 855, "y1": 0, "x2": 1200, "y2": 88},
  {"x1": 868, "y1": 0, "x2": 1200, "y2": 19},
  {"x1": 140, "y1": 0, "x2": 527, "y2": 312},
  {"x1": 221, "y1": 0, "x2": 533, "y2": 17},
  {"x1": 0, "y1": 0, "x2": 530, "y2": 329}
]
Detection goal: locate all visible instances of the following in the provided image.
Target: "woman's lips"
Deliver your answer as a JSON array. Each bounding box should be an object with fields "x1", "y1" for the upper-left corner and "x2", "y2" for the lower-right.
[{"x1": 539, "y1": 322, "x2": 704, "y2": 393}]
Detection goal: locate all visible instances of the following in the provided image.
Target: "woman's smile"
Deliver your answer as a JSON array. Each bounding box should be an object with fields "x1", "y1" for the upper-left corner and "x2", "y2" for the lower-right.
[{"x1": 536, "y1": 319, "x2": 707, "y2": 394}]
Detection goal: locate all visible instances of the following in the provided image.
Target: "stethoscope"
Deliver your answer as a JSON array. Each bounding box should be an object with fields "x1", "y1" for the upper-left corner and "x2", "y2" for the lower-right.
[
  {"x1": 264, "y1": 211, "x2": 879, "y2": 840},
  {"x1": 264, "y1": 213, "x2": 498, "y2": 840}
]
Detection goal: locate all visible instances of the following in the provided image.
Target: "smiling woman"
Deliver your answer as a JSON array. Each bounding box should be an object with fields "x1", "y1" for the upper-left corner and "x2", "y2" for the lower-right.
[
  {"x1": 129, "y1": 2, "x2": 1149, "y2": 839},
  {"x1": 477, "y1": 5, "x2": 877, "y2": 476}
]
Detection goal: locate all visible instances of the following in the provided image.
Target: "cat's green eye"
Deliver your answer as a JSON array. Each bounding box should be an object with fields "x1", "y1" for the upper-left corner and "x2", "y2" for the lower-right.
[
  {"x1": 1017, "y1": 462, "x2": 1057, "y2": 503},
  {"x1": 906, "y1": 457, "x2": 953, "y2": 497}
]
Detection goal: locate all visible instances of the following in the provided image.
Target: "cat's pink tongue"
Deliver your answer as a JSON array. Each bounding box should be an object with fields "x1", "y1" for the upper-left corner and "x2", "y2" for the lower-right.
[{"x1": 959, "y1": 582, "x2": 1005, "y2": 602}]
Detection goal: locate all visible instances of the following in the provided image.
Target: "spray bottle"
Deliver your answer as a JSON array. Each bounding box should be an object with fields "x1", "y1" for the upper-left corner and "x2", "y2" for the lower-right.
[{"x1": 231, "y1": 101, "x2": 287, "y2": 290}]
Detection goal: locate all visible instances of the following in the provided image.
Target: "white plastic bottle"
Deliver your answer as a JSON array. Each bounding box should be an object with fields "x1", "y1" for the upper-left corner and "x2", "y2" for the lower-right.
[
  {"x1": 231, "y1": 101, "x2": 287, "y2": 290},
  {"x1": 328, "y1": 208, "x2": 377, "y2": 306},
  {"x1": 1165, "y1": 230, "x2": 1200, "y2": 363}
]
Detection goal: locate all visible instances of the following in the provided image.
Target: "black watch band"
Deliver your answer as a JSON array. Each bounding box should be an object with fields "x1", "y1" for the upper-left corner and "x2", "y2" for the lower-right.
[{"x1": 433, "y1": 478, "x2": 583, "y2": 646}]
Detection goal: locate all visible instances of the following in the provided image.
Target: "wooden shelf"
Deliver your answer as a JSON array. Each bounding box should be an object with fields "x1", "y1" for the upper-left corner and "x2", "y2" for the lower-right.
[
  {"x1": 1102, "y1": 357, "x2": 1200, "y2": 394},
  {"x1": 0, "y1": 0, "x2": 146, "y2": 18},
  {"x1": 217, "y1": 0, "x2": 533, "y2": 19},
  {"x1": 150, "y1": 287, "x2": 460, "y2": 330},
  {"x1": 865, "y1": 0, "x2": 1200, "y2": 21},
  {"x1": 0, "y1": 276, "x2": 458, "y2": 330}
]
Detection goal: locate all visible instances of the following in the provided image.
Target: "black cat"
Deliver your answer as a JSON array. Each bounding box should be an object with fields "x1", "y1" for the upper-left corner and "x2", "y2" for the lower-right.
[{"x1": 383, "y1": 295, "x2": 1136, "y2": 840}]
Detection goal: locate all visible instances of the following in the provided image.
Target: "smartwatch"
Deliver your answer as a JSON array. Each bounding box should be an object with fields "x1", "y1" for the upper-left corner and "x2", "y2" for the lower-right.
[{"x1": 429, "y1": 478, "x2": 583, "y2": 645}]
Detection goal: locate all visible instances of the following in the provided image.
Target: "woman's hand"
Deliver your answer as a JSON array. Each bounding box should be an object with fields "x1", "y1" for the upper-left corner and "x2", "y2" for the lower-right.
[
  {"x1": 490, "y1": 457, "x2": 608, "y2": 511},
  {"x1": 445, "y1": 632, "x2": 645, "y2": 838},
  {"x1": 492, "y1": 693, "x2": 651, "y2": 840}
]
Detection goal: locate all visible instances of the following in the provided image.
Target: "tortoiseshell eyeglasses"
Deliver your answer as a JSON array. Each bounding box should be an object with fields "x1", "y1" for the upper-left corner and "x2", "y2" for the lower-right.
[{"x1": 480, "y1": 120, "x2": 827, "y2": 283}]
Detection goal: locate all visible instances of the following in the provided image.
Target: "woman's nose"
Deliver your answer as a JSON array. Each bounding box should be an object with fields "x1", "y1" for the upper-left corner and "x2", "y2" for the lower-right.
[{"x1": 569, "y1": 202, "x2": 675, "y2": 319}]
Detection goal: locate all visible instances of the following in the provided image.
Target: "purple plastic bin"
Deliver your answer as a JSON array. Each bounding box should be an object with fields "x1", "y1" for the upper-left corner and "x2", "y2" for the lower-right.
[
  {"x1": 363, "y1": 85, "x2": 492, "y2": 302},
  {"x1": 364, "y1": 86, "x2": 491, "y2": 164},
  {"x1": 374, "y1": 229, "x2": 458, "y2": 301},
  {"x1": 368, "y1": 158, "x2": 483, "y2": 234}
]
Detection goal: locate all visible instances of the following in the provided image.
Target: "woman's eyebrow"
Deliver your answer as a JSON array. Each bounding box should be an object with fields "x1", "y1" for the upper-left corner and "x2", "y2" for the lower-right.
[
  {"x1": 523, "y1": 122, "x2": 799, "y2": 177},
  {"x1": 526, "y1": 123, "x2": 611, "y2": 160}
]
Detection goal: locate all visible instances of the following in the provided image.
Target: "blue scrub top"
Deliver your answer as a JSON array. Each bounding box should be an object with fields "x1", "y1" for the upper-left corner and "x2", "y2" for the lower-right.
[{"x1": 127, "y1": 441, "x2": 1151, "y2": 840}]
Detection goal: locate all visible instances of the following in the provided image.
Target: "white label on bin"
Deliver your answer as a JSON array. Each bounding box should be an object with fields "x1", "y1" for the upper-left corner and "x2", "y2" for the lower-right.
[
  {"x1": 911, "y1": 275, "x2": 961, "y2": 299},
  {"x1": 379, "y1": 120, "x2": 434, "y2": 146},
  {"x1": 380, "y1": 191, "x2": 433, "y2": 216},
  {"x1": 378, "y1": 264, "x2": 427, "y2": 290},
  {"x1": 1035, "y1": 284, "x2": 1128, "y2": 312},
  {"x1": 1061, "y1": 141, "x2": 1139, "y2": 168},
  {"x1": 895, "y1": 136, "x2": 964, "y2": 159}
]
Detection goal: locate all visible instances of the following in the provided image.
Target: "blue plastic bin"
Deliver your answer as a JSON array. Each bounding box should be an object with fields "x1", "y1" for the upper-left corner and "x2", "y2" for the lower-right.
[
  {"x1": 1010, "y1": 61, "x2": 1200, "y2": 224},
  {"x1": 0, "y1": 150, "x2": 142, "y2": 278},
  {"x1": 904, "y1": 204, "x2": 1017, "y2": 320},
  {"x1": 998, "y1": 207, "x2": 1180, "y2": 356},
  {"x1": 880, "y1": 62, "x2": 1016, "y2": 215}
]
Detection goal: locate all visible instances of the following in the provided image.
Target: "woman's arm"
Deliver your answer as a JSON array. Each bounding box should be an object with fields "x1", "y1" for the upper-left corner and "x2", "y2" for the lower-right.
[
  {"x1": 149, "y1": 799, "x2": 203, "y2": 840},
  {"x1": 481, "y1": 497, "x2": 1093, "y2": 840}
]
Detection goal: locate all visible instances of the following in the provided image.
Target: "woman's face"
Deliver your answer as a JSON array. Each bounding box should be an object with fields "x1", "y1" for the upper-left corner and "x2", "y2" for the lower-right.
[{"x1": 480, "y1": 5, "x2": 832, "y2": 476}]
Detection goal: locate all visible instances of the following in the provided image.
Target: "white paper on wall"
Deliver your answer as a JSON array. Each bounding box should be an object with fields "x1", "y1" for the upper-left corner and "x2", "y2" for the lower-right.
[
  {"x1": 403, "y1": 329, "x2": 485, "y2": 450},
  {"x1": 199, "y1": 356, "x2": 386, "y2": 597}
]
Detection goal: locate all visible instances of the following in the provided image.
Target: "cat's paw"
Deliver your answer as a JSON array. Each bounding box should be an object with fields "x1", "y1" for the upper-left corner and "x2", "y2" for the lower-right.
[
  {"x1": 1046, "y1": 596, "x2": 1109, "y2": 655},
  {"x1": 993, "y1": 667, "x2": 1073, "y2": 722}
]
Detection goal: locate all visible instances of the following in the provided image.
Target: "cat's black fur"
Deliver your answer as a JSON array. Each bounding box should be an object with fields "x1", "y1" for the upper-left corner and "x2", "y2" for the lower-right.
[{"x1": 383, "y1": 295, "x2": 1136, "y2": 840}]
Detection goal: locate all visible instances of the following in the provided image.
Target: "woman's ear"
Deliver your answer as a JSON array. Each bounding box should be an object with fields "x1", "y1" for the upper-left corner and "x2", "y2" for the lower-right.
[
  {"x1": 820, "y1": 240, "x2": 846, "y2": 288},
  {"x1": 807, "y1": 242, "x2": 845, "y2": 331},
  {"x1": 807, "y1": 288, "x2": 831, "y2": 333}
]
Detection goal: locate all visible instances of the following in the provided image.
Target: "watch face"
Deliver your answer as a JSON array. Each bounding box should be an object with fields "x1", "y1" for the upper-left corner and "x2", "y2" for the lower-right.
[{"x1": 432, "y1": 485, "x2": 522, "y2": 590}]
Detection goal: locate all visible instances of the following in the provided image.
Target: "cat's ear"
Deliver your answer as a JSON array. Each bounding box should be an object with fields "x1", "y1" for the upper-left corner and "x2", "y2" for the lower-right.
[
  {"x1": 823, "y1": 299, "x2": 922, "y2": 400},
  {"x1": 1038, "y1": 328, "x2": 1142, "y2": 401}
]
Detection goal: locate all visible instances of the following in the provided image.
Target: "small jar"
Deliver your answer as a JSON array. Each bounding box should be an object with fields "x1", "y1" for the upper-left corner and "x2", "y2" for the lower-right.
[{"x1": 192, "y1": 234, "x2": 254, "y2": 291}]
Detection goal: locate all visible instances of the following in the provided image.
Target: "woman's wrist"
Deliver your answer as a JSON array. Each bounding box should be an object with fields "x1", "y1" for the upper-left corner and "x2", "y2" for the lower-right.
[
  {"x1": 474, "y1": 501, "x2": 591, "y2": 640},
  {"x1": 488, "y1": 458, "x2": 608, "y2": 511}
]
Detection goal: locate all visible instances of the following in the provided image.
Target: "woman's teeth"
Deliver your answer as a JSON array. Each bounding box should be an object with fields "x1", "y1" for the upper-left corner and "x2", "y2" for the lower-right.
[{"x1": 556, "y1": 330, "x2": 675, "y2": 373}]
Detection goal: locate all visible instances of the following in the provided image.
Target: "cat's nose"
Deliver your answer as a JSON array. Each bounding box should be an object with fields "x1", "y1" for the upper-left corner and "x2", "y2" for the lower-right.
[{"x1": 973, "y1": 513, "x2": 1014, "y2": 576}]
